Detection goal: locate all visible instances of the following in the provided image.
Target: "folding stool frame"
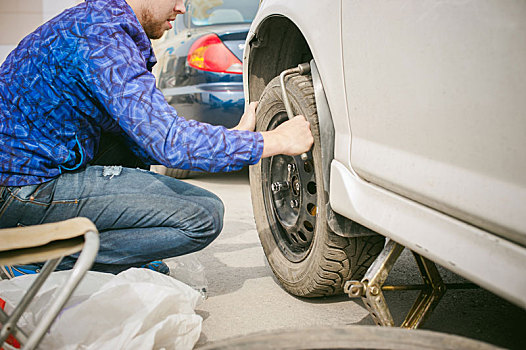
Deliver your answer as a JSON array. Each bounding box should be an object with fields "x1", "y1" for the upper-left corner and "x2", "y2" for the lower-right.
[{"x1": 0, "y1": 218, "x2": 99, "y2": 349}]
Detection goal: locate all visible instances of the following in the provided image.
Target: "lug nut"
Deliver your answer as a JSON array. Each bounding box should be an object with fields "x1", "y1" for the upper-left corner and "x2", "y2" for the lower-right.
[
  {"x1": 271, "y1": 181, "x2": 290, "y2": 193},
  {"x1": 295, "y1": 182, "x2": 300, "y2": 192},
  {"x1": 290, "y1": 199, "x2": 299, "y2": 208}
]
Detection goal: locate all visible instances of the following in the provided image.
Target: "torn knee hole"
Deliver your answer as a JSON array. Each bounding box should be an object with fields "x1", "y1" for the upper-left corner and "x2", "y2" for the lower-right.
[{"x1": 102, "y1": 166, "x2": 123, "y2": 179}]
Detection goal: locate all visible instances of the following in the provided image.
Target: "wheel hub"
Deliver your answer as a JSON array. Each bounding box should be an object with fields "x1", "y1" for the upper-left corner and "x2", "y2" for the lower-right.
[{"x1": 263, "y1": 113, "x2": 318, "y2": 261}]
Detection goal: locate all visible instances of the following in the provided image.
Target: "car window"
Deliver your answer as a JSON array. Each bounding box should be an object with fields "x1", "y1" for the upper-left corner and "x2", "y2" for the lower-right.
[{"x1": 187, "y1": 0, "x2": 259, "y2": 27}]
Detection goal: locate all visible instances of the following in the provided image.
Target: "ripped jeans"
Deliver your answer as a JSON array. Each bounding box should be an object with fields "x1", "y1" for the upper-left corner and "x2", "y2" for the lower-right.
[{"x1": 0, "y1": 134, "x2": 224, "y2": 274}]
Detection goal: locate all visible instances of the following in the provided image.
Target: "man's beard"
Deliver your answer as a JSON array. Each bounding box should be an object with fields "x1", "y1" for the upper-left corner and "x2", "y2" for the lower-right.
[{"x1": 141, "y1": 9, "x2": 165, "y2": 39}]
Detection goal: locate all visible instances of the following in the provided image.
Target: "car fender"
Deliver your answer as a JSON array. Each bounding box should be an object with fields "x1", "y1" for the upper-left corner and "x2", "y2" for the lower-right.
[{"x1": 244, "y1": 0, "x2": 353, "y2": 166}]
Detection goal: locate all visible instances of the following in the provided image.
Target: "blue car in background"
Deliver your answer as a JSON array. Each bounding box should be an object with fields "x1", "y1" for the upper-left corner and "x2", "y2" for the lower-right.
[{"x1": 153, "y1": 0, "x2": 260, "y2": 129}]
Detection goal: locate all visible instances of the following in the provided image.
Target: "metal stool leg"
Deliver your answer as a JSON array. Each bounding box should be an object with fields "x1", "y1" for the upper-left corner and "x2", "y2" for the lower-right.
[
  {"x1": 24, "y1": 230, "x2": 99, "y2": 350},
  {"x1": 0, "y1": 258, "x2": 62, "y2": 345}
]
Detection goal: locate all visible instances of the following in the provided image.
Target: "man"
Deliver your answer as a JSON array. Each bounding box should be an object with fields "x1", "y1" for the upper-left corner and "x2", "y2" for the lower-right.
[{"x1": 0, "y1": 0, "x2": 313, "y2": 275}]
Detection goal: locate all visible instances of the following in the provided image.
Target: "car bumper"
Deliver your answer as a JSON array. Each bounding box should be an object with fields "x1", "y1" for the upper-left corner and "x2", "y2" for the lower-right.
[{"x1": 161, "y1": 82, "x2": 244, "y2": 129}]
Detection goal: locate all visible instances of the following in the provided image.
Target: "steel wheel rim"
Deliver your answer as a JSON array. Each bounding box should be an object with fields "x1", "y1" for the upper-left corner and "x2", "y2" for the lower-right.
[{"x1": 262, "y1": 111, "x2": 317, "y2": 262}]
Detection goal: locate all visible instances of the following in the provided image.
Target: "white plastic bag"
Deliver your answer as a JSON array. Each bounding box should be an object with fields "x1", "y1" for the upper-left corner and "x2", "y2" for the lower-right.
[
  {"x1": 0, "y1": 268, "x2": 203, "y2": 350},
  {"x1": 165, "y1": 253, "x2": 208, "y2": 300}
]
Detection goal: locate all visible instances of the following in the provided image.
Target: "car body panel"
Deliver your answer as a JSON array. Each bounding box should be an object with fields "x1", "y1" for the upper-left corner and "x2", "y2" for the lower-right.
[
  {"x1": 245, "y1": 0, "x2": 526, "y2": 307},
  {"x1": 330, "y1": 160, "x2": 526, "y2": 309},
  {"x1": 342, "y1": 1, "x2": 526, "y2": 245},
  {"x1": 248, "y1": 0, "x2": 353, "y2": 164}
]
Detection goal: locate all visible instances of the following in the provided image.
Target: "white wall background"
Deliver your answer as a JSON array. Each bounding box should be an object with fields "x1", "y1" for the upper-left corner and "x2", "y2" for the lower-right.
[{"x1": 0, "y1": 0, "x2": 81, "y2": 64}]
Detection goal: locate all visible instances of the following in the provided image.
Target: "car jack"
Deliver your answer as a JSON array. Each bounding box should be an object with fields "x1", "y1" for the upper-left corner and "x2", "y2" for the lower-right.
[{"x1": 344, "y1": 240, "x2": 478, "y2": 328}]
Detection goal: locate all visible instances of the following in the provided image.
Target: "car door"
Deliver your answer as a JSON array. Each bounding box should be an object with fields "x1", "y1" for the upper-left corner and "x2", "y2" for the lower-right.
[{"x1": 341, "y1": 0, "x2": 526, "y2": 245}]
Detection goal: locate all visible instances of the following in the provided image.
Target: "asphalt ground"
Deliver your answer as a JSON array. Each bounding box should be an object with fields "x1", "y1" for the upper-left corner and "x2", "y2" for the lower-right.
[{"x1": 180, "y1": 168, "x2": 526, "y2": 349}]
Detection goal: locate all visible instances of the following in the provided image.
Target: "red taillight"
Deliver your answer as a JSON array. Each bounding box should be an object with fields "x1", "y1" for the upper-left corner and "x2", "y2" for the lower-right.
[{"x1": 187, "y1": 33, "x2": 243, "y2": 74}]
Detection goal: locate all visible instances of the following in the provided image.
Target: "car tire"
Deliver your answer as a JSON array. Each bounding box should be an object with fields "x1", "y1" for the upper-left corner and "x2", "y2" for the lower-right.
[
  {"x1": 199, "y1": 325, "x2": 498, "y2": 350},
  {"x1": 151, "y1": 165, "x2": 197, "y2": 179},
  {"x1": 164, "y1": 168, "x2": 194, "y2": 179},
  {"x1": 249, "y1": 73, "x2": 384, "y2": 297}
]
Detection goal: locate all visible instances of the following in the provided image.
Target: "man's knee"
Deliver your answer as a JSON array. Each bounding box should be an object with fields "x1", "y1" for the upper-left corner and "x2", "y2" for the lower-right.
[
  {"x1": 189, "y1": 193, "x2": 224, "y2": 246},
  {"x1": 206, "y1": 194, "x2": 224, "y2": 236}
]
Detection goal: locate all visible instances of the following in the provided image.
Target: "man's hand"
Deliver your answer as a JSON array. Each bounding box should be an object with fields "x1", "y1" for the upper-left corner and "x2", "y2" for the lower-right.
[
  {"x1": 231, "y1": 101, "x2": 313, "y2": 158},
  {"x1": 261, "y1": 115, "x2": 314, "y2": 158},
  {"x1": 231, "y1": 101, "x2": 258, "y2": 131}
]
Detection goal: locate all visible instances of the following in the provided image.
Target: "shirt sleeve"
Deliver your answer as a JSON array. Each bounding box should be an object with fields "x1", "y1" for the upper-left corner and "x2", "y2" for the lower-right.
[{"x1": 79, "y1": 26, "x2": 263, "y2": 172}]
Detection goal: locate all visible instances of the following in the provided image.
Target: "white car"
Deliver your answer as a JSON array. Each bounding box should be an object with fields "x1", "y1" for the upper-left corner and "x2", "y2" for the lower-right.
[{"x1": 243, "y1": 0, "x2": 526, "y2": 313}]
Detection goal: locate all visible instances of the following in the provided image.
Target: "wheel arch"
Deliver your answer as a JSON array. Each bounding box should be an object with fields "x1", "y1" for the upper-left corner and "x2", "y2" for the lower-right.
[
  {"x1": 246, "y1": 15, "x2": 377, "y2": 239},
  {"x1": 246, "y1": 16, "x2": 312, "y2": 102}
]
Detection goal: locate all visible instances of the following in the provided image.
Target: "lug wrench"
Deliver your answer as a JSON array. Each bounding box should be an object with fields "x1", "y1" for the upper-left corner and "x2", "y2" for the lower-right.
[{"x1": 279, "y1": 63, "x2": 311, "y2": 161}]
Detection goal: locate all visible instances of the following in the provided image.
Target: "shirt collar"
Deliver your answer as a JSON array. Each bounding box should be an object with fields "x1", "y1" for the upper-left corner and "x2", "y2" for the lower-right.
[{"x1": 103, "y1": 0, "x2": 158, "y2": 70}]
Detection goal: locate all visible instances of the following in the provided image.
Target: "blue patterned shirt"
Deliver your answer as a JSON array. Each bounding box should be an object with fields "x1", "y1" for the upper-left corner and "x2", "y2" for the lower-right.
[{"x1": 0, "y1": 0, "x2": 263, "y2": 186}]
